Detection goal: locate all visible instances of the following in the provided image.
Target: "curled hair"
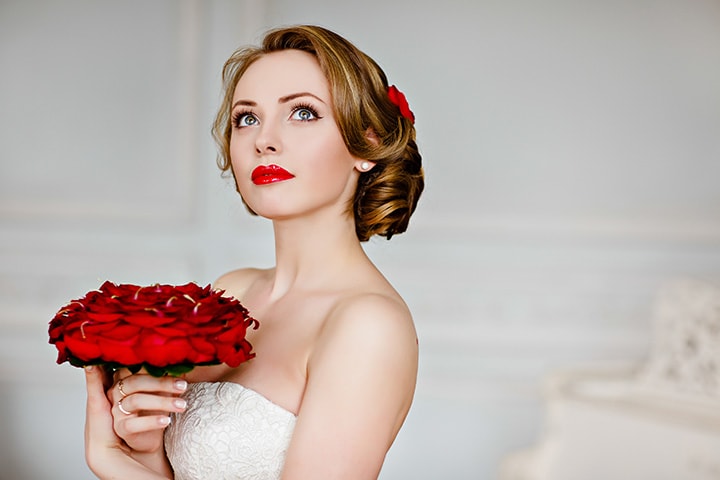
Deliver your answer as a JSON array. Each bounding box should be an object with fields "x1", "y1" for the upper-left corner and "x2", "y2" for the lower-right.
[{"x1": 213, "y1": 25, "x2": 423, "y2": 241}]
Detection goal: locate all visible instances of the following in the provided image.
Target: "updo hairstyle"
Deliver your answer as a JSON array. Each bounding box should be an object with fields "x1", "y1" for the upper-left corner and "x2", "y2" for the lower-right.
[{"x1": 213, "y1": 25, "x2": 423, "y2": 241}]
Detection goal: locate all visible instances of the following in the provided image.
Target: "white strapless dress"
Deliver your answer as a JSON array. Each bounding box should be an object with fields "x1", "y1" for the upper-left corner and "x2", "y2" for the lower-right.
[{"x1": 165, "y1": 382, "x2": 297, "y2": 480}]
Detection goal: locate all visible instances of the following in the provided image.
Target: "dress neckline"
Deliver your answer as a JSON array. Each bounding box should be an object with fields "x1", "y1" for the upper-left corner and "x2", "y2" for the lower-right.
[{"x1": 190, "y1": 381, "x2": 298, "y2": 418}]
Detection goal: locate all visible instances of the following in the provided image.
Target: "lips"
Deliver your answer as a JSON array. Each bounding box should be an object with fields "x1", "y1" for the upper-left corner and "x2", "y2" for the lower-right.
[{"x1": 251, "y1": 164, "x2": 295, "y2": 185}]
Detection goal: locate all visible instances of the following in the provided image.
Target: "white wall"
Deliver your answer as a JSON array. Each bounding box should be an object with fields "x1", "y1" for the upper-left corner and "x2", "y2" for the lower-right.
[{"x1": 1, "y1": 1, "x2": 719, "y2": 478}]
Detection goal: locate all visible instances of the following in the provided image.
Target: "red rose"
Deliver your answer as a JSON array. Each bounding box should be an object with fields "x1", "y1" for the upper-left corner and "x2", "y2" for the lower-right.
[
  {"x1": 387, "y1": 85, "x2": 415, "y2": 124},
  {"x1": 48, "y1": 281, "x2": 258, "y2": 376}
]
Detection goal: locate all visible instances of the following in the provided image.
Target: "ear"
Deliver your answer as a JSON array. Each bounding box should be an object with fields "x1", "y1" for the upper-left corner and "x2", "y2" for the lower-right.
[
  {"x1": 365, "y1": 127, "x2": 380, "y2": 146},
  {"x1": 354, "y1": 127, "x2": 378, "y2": 172}
]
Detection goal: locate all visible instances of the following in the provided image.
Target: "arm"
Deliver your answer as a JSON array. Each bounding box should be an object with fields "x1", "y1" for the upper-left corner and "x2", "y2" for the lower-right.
[
  {"x1": 281, "y1": 294, "x2": 418, "y2": 480},
  {"x1": 84, "y1": 366, "x2": 175, "y2": 479},
  {"x1": 88, "y1": 267, "x2": 261, "y2": 476}
]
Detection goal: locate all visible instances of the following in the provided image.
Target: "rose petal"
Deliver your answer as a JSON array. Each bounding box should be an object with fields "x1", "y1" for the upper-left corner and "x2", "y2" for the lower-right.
[
  {"x1": 64, "y1": 333, "x2": 103, "y2": 362},
  {"x1": 97, "y1": 339, "x2": 143, "y2": 365},
  {"x1": 48, "y1": 281, "x2": 257, "y2": 371},
  {"x1": 86, "y1": 312, "x2": 125, "y2": 323}
]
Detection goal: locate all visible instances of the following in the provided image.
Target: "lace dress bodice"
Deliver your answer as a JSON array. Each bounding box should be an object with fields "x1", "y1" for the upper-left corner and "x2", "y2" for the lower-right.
[{"x1": 165, "y1": 382, "x2": 297, "y2": 480}]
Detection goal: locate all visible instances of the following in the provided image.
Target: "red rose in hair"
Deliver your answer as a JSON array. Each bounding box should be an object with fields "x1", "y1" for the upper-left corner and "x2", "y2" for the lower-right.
[
  {"x1": 387, "y1": 85, "x2": 415, "y2": 124},
  {"x1": 48, "y1": 281, "x2": 258, "y2": 377}
]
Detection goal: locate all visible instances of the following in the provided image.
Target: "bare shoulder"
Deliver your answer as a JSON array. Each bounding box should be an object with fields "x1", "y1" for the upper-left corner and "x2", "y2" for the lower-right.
[
  {"x1": 324, "y1": 292, "x2": 416, "y2": 346},
  {"x1": 213, "y1": 267, "x2": 269, "y2": 299},
  {"x1": 311, "y1": 290, "x2": 419, "y2": 379},
  {"x1": 285, "y1": 290, "x2": 418, "y2": 478}
]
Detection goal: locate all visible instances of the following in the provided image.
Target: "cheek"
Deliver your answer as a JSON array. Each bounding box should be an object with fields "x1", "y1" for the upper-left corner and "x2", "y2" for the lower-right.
[
  {"x1": 229, "y1": 137, "x2": 255, "y2": 194},
  {"x1": 300, "y1": 131, "x2": 356, "y2": 175},
  {"x1": 229, "y1": 135, "x2": 254, "y2": 171},
  {"x1": 229, "y1": 134, "x2": 249, "y2": 166},
  {"x1": 303, "y1": 144, "x2": 359, "y2": 203}
]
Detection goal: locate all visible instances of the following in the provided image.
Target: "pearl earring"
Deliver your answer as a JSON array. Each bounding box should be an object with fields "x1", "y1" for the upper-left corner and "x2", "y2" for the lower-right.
[{"x1": 360, "y1": 162, "x2": 370, "y2": 171}]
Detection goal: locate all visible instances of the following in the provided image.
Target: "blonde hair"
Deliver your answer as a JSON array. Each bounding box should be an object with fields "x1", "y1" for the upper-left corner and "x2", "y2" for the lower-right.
[{"x1": 213, "y1": 25, "x2": 423, "y2": 241}]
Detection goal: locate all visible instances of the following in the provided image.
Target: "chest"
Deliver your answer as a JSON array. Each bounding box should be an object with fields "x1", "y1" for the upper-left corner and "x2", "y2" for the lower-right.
[
  {"x1": 197, "y1": 292, "x2": 335, "y2": 413},
  {"x1": 165, "y1": 382, "x2": 296, "y2": 479}
]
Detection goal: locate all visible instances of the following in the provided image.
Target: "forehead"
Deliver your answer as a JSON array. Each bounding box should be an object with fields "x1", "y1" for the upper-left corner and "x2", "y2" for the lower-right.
[{"x1": 233, "y1": 49, "x2": 330, "y2": 101}]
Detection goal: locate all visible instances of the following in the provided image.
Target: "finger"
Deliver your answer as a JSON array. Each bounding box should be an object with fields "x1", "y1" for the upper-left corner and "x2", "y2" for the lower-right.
[
  {"x1": 109, "y1": 374, "x2": 188, "y2": 403},
  {"x1": 119, "y1": 414, "x2": 173, "y2": 436},
  {"x1": 107, "y1": 368, "x2": 133, "y2": 403},
  {"x1": 117, "y1": 397, "x2": 133, "y2": 415},
  {"x1": 116, "y1": 416, "x2": 170, "y2": 454},
  {"x1": 84, "y1": 365, "x2": 117, "y2": 446},
  {"x1": 114, "y1": 392, "x2": 187, "y2": 417},
  {"x1": 107, "y1": 377, "x2": 128, "y2": 405},
  {"x1": 113, "y1": 367, "x2": 132, "y2": 381}
]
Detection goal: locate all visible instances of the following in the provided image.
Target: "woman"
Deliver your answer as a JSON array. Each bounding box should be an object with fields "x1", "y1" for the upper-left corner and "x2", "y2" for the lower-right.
[{"x1": 84, "y1": 25, "x2": 423, "y2": 479}]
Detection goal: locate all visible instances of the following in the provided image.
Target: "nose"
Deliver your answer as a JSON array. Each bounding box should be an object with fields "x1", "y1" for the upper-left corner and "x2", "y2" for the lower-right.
[{"x1": 255, "y1": 122, "x2": 282, "y2": 155}]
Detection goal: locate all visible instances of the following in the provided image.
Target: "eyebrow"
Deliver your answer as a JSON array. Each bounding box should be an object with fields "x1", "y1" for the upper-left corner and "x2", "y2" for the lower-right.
[
  {"x1": 279, "y1": 92, "x2": 326, "y2": 104},
  {"x1": 232, "y1": 92, "x2": 326, "y2": 110}
]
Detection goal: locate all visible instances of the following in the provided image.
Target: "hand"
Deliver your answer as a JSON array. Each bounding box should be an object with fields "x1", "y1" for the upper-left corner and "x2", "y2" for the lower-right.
[
  {"x1": 84, "y1": 365, "x2": 173, "y2": 479},
  {"x1": 84, "y1": 365, "x2": 126, "y2": 472},
  {"x1": 107, "y1": 369, "x2": 189, "y2": 454}
]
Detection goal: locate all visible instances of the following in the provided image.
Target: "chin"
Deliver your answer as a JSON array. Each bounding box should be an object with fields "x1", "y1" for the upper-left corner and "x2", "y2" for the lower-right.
[{"x1": 246, "y1": 202, "x2": 298, "y2": 220}]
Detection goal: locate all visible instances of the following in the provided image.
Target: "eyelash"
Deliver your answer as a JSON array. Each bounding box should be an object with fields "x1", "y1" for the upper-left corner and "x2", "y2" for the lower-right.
[
  {"x1": 232, "y1": 110, "x2": 257, "y2": 129},
  {"x1": 231, "y1": 103, "x2": 322, "y2": 129},
  {"x1": 290, "y1": 103, "x2": 322, "y2": 121}
]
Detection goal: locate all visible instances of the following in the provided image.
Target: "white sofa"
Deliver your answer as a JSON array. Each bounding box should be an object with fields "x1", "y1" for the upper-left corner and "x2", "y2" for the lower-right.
[{"x1": 500, "y1": 278, "x2": 720, "y2": 480}]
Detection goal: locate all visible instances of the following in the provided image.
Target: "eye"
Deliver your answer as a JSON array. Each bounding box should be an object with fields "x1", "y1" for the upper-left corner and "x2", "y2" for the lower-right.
[
  {"x1": 290, "y1": 104, "x2": 320, "y2": 122},
  {"x1": 232, "y1": 111, "x2": 258, "y2": 128}
]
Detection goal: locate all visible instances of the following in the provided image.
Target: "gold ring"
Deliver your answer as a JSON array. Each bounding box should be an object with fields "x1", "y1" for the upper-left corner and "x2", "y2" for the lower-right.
[
  {"x1": 118, "y1": 398, "x2": 132, "y2": 415},
  {"x1": 117, "y1": 379, "x2": 128, "y2": 398}
]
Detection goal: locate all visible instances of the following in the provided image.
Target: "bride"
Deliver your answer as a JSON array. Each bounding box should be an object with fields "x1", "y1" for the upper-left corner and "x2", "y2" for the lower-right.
[{"x1": 83, "y1": 24, "x2": 424, "y2": 480}]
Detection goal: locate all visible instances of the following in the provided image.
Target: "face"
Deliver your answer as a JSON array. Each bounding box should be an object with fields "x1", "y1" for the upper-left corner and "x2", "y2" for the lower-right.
[{"x1": 229, "y1": 49, "x2": 362, "y2": 221}]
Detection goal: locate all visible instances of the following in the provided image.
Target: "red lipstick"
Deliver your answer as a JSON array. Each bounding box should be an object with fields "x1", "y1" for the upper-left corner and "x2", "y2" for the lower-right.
[{"x1": 251, "y1": 164, "x2": 295, "y2": 185}]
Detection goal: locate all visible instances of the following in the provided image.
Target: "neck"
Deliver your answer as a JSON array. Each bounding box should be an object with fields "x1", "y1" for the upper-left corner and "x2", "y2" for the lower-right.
[{"x1": 266, "y1": 211, "x2": 368, "y2": 299}]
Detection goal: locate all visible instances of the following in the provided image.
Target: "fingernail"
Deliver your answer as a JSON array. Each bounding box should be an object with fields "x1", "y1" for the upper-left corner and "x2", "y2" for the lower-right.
[
  {"x1": 173, "y1": 398, "x2": 187, "y2": 409},
  {"x1": 159, "y1": 416, "x2": 171, "y2": 425},
  {"x1": 84, "y1": 365, "x2": 94, "y2": 372},
  {"x1": 174, "y1": 379, "x2": 187, "y2": 391}
]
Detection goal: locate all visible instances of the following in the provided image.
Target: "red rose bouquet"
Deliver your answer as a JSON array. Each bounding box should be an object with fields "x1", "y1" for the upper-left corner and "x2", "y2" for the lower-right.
[{"x1": 48, "y1": 281, "x2": 258, "y2": 377}]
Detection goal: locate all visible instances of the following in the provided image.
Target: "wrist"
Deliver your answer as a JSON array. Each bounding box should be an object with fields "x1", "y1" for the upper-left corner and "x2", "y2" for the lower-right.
[
  {"x1": 88, "y1": 448, "x2": 171, "y2": 480},
  {"x1": 130, "y1": 449, "x2": 173, "y2": 478}
]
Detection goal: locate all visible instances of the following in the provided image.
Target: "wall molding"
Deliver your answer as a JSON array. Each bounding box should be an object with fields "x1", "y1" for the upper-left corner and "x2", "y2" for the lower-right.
[{"x1": 409, "y1": 211, "x2": 720, "y2": 245}]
